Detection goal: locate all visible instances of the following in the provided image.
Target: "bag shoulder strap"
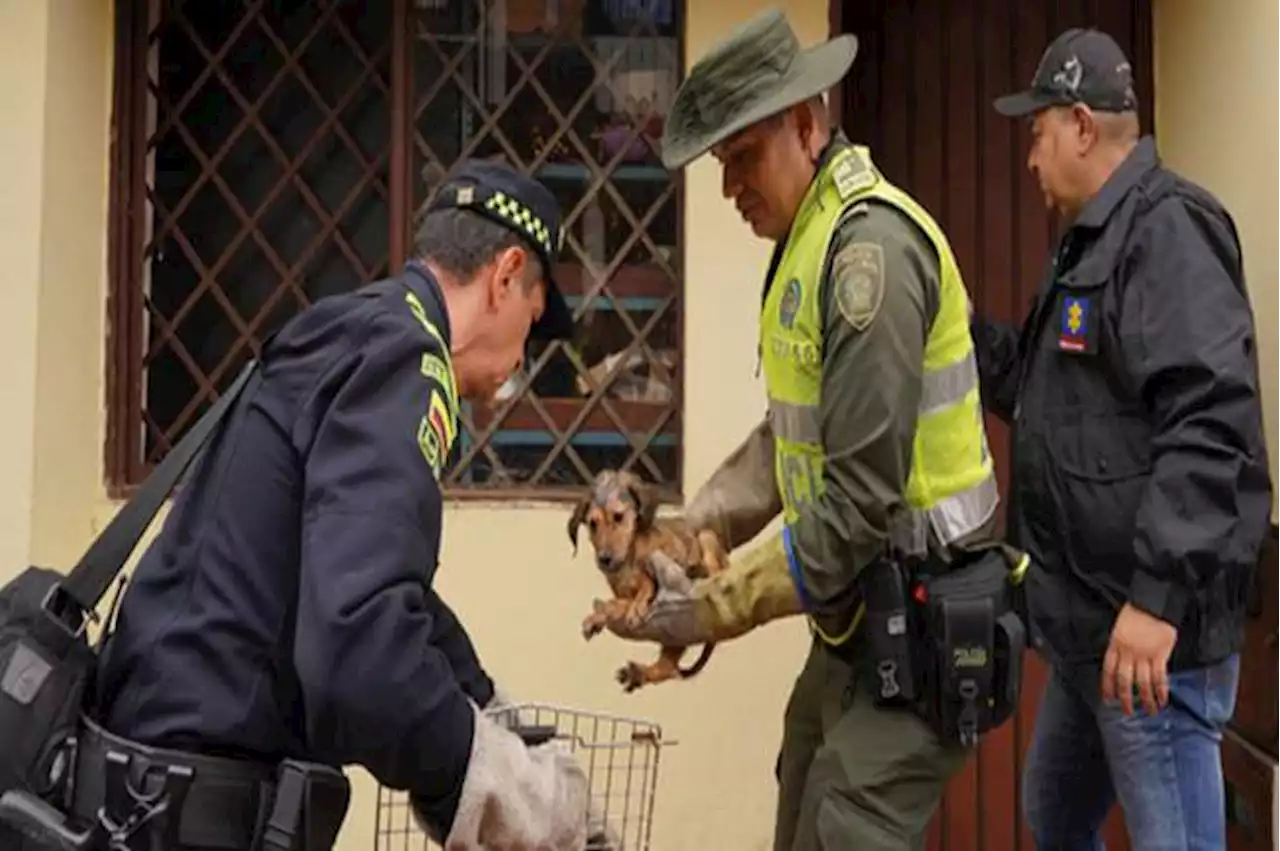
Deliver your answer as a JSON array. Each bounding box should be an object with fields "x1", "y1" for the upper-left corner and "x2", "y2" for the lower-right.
[{"x1": 60, "y1": 359, "x2": 262, "y2": 611}]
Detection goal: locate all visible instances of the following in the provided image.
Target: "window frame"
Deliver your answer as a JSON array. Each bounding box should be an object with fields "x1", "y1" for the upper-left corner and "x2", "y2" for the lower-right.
[{"x1": 103, "y1": 0, "x2": 687, "y2": 504}]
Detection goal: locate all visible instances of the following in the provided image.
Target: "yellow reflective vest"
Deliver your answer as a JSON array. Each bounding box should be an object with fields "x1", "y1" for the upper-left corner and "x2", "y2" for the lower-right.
[{"x1": 761, "y1": 144, "x2": 998, "y2": 644}]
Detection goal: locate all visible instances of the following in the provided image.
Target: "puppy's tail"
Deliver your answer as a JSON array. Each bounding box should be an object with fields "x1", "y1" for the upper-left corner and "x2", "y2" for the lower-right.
[{"x1": 676, "y1": 643, "x2": 716, "y2": 679}]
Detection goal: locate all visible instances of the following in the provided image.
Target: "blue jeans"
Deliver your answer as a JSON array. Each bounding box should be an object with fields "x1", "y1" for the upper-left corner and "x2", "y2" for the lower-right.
[{"x1": 1022, "y1": 653, "x2": 1240, "y2": 851}]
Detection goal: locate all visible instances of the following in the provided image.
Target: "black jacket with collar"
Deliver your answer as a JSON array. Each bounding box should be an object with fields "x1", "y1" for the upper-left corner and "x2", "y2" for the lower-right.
[
  {"x1": 973, "y1": 136, "x2": 1273, "y2": 670},
  {"x1": 94, "y1": 263, "x2": 489, "y2": 836}
]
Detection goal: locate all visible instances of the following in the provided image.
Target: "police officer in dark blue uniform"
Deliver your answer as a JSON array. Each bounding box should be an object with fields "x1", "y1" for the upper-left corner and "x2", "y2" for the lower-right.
[{"x1": 81, "y1": 160, "x2": 590, "y2": 850}]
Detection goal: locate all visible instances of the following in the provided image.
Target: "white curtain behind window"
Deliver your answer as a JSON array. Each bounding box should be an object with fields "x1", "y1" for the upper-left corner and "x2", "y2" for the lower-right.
[{"x1": 593, "y1": 35, "x2": 676, "y2": 119}]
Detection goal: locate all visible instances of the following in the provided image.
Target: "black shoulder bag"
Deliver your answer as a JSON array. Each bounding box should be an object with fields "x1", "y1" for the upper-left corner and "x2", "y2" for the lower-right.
[{"x1": 0, "y1": 360, "x2": 261, "y2": 805}]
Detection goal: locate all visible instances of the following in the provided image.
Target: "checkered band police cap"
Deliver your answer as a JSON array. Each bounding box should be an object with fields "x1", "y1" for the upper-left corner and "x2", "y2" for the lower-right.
[{"x1": 425, "y1": 159, "x2": 573, "y2": 340}]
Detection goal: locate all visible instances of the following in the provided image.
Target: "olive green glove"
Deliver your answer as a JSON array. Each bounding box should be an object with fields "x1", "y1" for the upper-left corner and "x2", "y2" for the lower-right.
[{"x1": 599, "y1": 532, "x2": 804, "y2": 646}]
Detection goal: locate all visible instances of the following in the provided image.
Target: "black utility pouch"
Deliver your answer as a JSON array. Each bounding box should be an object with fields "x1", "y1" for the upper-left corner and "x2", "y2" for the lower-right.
[
  {"x1": 992, "y1": 610, "x2": 1026, "y2": 730},
  {"x1": 915, "y1": 547, "x2": 1027, "y2": 747},
  {"x1": 858, "y1": 558, "x2": 921, "y2": 708},
  {"x1": 260, "y1": 760, "x2": 351, "y2": 851}
]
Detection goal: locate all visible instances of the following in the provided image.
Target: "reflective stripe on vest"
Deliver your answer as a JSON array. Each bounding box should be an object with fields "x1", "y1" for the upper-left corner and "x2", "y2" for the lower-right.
[
  {"x1": 760, "y1": 144, "x2": 998, "y2": 575},
  {"x1": 768, "y1": 353, "x2": 980, "y2": 444}
]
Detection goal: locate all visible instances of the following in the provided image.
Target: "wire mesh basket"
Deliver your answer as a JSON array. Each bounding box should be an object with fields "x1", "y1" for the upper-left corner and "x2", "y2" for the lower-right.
[{"x1": 373, "y1": 702, "x2": 672, "y2": 851}]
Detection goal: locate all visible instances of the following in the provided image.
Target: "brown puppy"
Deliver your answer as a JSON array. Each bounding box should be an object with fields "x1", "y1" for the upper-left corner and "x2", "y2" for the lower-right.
[{"x1": 568, "y1": 469, "x2": 729, "y2": 692}]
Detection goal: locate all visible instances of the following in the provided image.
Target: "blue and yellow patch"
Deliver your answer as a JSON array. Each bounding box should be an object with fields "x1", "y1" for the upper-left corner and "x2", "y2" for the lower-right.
[
  {"x1": 1058, "y1": 294, "x2": 1090, "y2": 352},
  {"x1": 779, "y1": 278, "x2": 802, "y2": 330}
]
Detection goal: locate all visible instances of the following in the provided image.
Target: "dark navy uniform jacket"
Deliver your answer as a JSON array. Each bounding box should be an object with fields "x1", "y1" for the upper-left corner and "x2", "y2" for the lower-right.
[
  {"x1": 93, "y1": 262, "x2": 488, "y2": 829},
  {"x1": 973, "y1": 137, "x2": 1273, "y2": 671}
]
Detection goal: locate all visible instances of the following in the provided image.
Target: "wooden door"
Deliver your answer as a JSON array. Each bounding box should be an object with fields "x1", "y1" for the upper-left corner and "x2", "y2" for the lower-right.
[{"x1": 831, "y1": 1, "x2": 1154, "y2": 848}]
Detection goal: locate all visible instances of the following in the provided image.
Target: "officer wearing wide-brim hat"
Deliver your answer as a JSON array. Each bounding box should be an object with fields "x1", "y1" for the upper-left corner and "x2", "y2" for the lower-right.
[
  {"x1": 657, "y1": 9, "x2": 856, "y2": 171},
  {"x1": 601, "y1": 9, "x2": 1004, "y2": 850}
]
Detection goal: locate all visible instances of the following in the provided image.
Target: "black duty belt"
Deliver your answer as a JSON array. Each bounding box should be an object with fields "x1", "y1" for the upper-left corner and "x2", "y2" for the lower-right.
[{"x1": 69, "y1": 714, "x2": 278, "y2": 850}]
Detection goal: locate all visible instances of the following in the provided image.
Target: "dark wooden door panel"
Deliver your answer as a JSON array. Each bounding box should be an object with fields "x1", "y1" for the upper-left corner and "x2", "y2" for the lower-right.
[
  {"x1": 832, "y1": 1, "x2": 1153, "y2": 848},
  {"x1": 1234, "y1": 527, "x2": 1278, "y2": 757},
  {"x1": 1222, "y1": 728, "x2": 1279, "y2": 851}
]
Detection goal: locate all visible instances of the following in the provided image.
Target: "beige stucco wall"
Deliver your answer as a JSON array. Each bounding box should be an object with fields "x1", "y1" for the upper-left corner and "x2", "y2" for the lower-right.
[
  {"x1": 1154, "y1": 0, "x2": 1280, "y2": 519},
  {"x1": 0, "y1": 1, "x2": 1274, "y2": 851},
  {"x1": 0, "y1": 0, "x2": 110, "y2": 575}
]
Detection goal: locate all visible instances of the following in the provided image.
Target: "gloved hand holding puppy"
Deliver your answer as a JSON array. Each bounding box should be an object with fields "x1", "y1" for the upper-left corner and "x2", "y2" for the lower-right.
[{"x1": 601, "y1": 418, "x2": 807, "y2": 647}]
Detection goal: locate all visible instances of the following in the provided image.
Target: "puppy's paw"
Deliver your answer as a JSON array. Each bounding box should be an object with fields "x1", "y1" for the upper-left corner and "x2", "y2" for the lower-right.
[
  {"x1": 581, "y1": 612, "x2": 605, "y2": 641},
  {"x1": 623, "y1": 601, "x2": 649, "y2": 629},
  {"x1": 615, "y1": 662, "x2": 646, "y2": 693}
]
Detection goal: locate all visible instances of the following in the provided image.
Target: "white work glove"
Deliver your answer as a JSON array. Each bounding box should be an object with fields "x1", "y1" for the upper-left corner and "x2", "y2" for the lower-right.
[
  {"x1": 485, "y1": 684, "x2": 518, "y2": 712},
  {"x1": 412, "y1": 700, "x2": 589, "y2": 851}
]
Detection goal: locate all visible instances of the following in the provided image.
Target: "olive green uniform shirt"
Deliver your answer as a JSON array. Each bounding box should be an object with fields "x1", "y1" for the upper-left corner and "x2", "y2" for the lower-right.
[{"x1": 787, "y1": 194, "x2": 942, "y2": 628}]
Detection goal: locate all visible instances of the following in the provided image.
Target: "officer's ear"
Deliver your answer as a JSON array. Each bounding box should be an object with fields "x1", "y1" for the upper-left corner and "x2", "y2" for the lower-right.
[
  {"x1": 482, "y1": 246, "x2": 520, "y2": 309},
  {"x1": 499, "y1": 246, "x2": 537, "y2": 291},
  {"x1": 1066, "y1": 103, "x2": 1101, "y2": 155},
  {"x1": 795, "y1": 97, "x2": 828, "y2": 160}
]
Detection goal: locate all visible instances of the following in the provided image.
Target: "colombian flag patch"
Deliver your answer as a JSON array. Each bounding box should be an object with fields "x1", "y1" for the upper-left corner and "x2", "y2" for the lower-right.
[{"x1": 418, "y1": 389, "x2": 457, "y2": 479}]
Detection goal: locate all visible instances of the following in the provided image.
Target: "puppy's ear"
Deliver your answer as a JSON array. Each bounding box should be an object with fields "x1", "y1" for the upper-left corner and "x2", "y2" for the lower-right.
[
  {"x1": 628, "y1": 480, "x2": 658, "y2": 531},
  {"x1": 567, "y1": 497, "x2": 590, "y2": 555}
]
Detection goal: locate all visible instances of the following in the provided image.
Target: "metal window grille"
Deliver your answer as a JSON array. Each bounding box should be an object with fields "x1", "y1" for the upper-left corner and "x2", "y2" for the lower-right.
[{"x1": 106, "y1": 0, "x2": 686, "y2": 502}]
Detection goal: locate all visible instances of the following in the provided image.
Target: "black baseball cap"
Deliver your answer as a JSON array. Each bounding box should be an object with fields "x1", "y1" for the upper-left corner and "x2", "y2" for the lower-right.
[
  {"x1": 994, "y1": 28, "x2": 1138, "y2": 118},
  {"x1": 425, "y1": 159, "x2": 575, "y2": 341}
]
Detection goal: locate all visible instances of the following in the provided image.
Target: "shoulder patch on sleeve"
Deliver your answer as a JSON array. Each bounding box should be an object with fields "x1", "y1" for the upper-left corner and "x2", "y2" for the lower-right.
[
  {"x1": 832, "y1": 154, "x2": 876, "y2": 200},
  {"x1": 420, "y1": 353, "x2": 457, "y2": 407},
  {"x1": 417, "y1": 388, "x2": 458, "y2": 481},
  {"x1": 832, "y1": 241, "x2": 885, "y2": 331}
]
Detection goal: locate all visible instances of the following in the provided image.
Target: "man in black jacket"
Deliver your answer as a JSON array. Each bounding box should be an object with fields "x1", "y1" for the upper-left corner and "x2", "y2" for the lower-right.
[{"x1": 974, "y1": 27, "x2": 1273, "y2": 851}]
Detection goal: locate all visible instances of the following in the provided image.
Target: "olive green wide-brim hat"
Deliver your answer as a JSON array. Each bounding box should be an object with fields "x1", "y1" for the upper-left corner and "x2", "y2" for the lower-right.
[{"x1": 660, "y1": 8, "x2": 858, "y2": 170}]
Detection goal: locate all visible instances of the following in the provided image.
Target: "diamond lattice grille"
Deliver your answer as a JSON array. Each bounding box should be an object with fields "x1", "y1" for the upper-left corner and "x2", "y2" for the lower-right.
[
  {"x1": 411, "y1": 1, "x2": 684, "y2": 495},
  {"x1": 109, "y1": 0, "x2": 684, "y2": 500},
  {"x1": 135, "y1": 0, "x2": 391, "y2": 465}
]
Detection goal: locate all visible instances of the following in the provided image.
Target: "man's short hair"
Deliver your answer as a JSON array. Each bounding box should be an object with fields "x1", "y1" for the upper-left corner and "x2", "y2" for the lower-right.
[{"x1": 413, "y1": 207, "x2": 542, "y2": 284}]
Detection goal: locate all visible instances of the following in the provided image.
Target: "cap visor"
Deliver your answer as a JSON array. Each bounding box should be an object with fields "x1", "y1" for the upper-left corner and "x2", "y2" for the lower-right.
[
  {"x1": 661, "y1": 34, "x2": 859, "y2": 170},
  {"x1": 530, "y1": 277, "x2": 575, "y2": 341},
  {"x1": 993, "y1": 90, "x2": 1054, "y2": 117}
]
